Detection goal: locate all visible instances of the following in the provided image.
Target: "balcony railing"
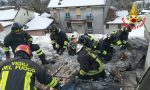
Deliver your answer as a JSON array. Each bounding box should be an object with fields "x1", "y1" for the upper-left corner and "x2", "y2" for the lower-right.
[{"x1": 86, "y1": 14, "x2": 93, "y2": 20}]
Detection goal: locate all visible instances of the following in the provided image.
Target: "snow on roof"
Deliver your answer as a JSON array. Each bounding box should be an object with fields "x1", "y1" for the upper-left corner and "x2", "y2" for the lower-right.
[
  {"x1": 116, "y1": 10, "x2": 129, "y2": 17},
  {"x1": 40, "y1": 12, "x2": 51, "y2": 18},
  {"x1": 34, "y1": 12, "x2": 40, "y2": 17},
  {"x1": 23, "y1": 16, "x2": 53, "y2": 31},
  {"x1": 107, "y1": 10, "x2": 129, "y2": 24},
  {"x1": 141, "y1": 9, "x2": 150, "y2": 13},
  {"x1": 0, "y1": 9, "x2": 17, "y2": 21},
  {"x1": 48, "y1": 0, "x2": 106, "y2": 8},
  {"x1": 0, "y1": 21, "x2": 13, "y2": 27}
]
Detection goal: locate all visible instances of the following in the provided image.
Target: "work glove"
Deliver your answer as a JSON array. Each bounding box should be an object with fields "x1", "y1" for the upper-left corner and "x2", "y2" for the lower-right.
[
  {"x1": 58, "y1": 48, "x2": 65, "y2": 55},
  {"x1": 120, "y1": 44, "x2": 126, "y2": 50}
]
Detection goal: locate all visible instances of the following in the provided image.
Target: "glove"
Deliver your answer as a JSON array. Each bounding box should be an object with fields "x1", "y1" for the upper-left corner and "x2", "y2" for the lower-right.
[
  {"x1": 58, "y1": 48, "x2": 65, "y2": 55},
  {"x1": 120, "y1": 44, "x2": 126, "y2": 50},
  {"x1": 56, "y1": 48, "x2": 61, "y2": 54}
]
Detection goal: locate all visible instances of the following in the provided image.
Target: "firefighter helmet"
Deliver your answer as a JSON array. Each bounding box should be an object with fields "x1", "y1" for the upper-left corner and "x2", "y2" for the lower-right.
[
  {"x1": 15, "y1": 45, "x2": 32, "y2": 57},
  {"x1": 11, "y1": 22, "x2": 22, "y2": 31}
]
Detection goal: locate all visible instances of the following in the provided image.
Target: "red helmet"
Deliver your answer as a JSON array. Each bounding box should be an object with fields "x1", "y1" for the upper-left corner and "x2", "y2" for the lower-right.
[{"x1": 15, "y1": 45, "x2": 32, "y2": 57}]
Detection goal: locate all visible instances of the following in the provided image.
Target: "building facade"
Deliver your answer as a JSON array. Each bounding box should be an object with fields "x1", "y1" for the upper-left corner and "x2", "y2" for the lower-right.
[{"x1": 48, "y1": 0, "x2": 110, "y2": 34}]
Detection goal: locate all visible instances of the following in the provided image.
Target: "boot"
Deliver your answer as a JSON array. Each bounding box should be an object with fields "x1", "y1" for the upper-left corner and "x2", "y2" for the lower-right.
[{"x1": 39, "y1": 54, "x2": 49, "y2": 65}]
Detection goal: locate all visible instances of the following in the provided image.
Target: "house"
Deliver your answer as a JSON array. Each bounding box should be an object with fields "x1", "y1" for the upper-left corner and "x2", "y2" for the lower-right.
[
  {"x1": 105, "y1": 10, "x2": 129, "y2": 34},
  {"x1": 23, "y1": 16, "x2": 53, "y2": 36},
  {"x1": 47, "y1": 0, "x2": 111, "y2": 34},
  {"x1": 14, "y1": 7, "x2": 40, "y2": 26},
  {"x1": 0, "y1": 9, "x2": 17, "y2": 21}
]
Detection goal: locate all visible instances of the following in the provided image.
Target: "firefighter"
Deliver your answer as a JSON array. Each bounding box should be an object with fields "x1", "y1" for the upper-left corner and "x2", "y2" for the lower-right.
[
  {"x1": 112, "y1": 24, "x2": 134, "y2": 49},
  {"x1": 0, "y1": 44, "x2": 62, "y2": 90},
  {"x1": 3, "y1": 22, "x2": 49, "y2": 64},
  {"x1": 84, "y1": 32, "x2": 94, "y2": 44},
  {"x1": 78, "y1": 35, "x2": 93, "y2": 49},
  {"x1": 76, "y1": 44, "x2": 105, "y2": 80},
  {"x1": 68, "y1": 35, "x2": 77, "y2": 56},
  {"x1": 50, "y1": 25, "x2": 69, "y2": 55},
  {"x1": 93, "y1": 35, "x2": 114, "y2": 62}
]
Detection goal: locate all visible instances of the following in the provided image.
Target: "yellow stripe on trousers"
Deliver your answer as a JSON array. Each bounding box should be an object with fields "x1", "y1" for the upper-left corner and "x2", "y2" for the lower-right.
[
  {"x1": 24, "y1": 72, "x2": 33, "y2": 90},
  {"x1": 0, "y1": 71, "x2": 9, "y2": 90}
]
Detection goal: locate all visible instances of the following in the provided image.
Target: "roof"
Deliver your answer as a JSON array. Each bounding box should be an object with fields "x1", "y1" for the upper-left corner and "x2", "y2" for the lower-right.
[
  {"x1": 0, "y1": 9, "x2": 18, "y2": 21},
  {"x1": 141, "y1": 9, "x2": 150, "y2": 13},
  {"x1": 48, "y1": 0, "x2": 106, "y2": 8},
  {"x1": 106, "y1": 10, "x2": 129, "y2": 24},
  {"x1": 0, "y1": 21, "x2": 13, "y2": 27},
  {"x1": 23, "y1": 16, "x2": 53, "y2": 31},
  {"x1": 40, "y1": 12, "x2": 51, "y2": 18}
]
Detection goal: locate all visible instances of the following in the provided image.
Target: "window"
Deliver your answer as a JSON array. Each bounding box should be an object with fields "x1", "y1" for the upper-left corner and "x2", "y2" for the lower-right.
[
  {"x1": 65, "y1": 7, "x2": 69, "y2": 12},
  {"x1": 106, "y1": 24, "x2": 109, "y2": 29},
  {"x1": 67, "y1": 22, "x2": 72, "y2": 29},
  {"x1": 86, "y1": 6, "x2": 91, "y2": 12},
  {"x1": 65, "y1": 13, "x2": 70, "y2": 19},
  {"x1": 76, "y1": 7, "x2": 81, "y2": 16},
  {"x1": 118, "y1": 24, "x2": 121, "y2": 29},
  {"x1": 87, "y1": 22, "x2": 92, "y2": 29}
]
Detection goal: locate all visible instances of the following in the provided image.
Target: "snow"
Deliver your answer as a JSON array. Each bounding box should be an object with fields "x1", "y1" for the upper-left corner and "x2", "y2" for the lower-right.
[
  {"x1": 116, "y1": 10, "x2": 129, "y2": 17},
  {"x1": 129, "y1": 26, "x2": 145, "y2": 38},
  {"x1": 48, "y1": 0, "x2": 106, "y2": 8},
  {"x1": 40, "y1": 12, "x2": 51, "y2": 18},
  {"x1": 141, "y1": 9, "x2": 150, "y2": 13},
  {"x1": 0, "y1": 9, "x2": 18, "y2": 21},
  {"x1": 0, "y1": 21, "x2": 13, "y2": 27},
  {"x1": 23, "y1": 16, "x2": 53, "y2": 31},
  {"x1": 107, "y1": 10, "x2": 129, "y2": 24},
  {"x1": 34, "y1": 12, "x2": 40, "y2": 17}
]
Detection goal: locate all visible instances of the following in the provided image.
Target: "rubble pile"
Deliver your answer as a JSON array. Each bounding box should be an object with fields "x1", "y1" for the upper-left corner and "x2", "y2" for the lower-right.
[{"x1": 33, "y1": 36, "x2": 148, "y2": 90}]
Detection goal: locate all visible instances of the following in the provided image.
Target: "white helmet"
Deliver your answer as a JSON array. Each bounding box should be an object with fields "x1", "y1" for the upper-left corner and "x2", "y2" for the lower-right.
[{"x1": 76, "y1": 44, "x2": 83, "y2": 53}]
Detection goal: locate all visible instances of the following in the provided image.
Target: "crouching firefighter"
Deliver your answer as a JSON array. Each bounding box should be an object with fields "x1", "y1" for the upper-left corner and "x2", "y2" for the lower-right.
[
  {"x1": 50, "y1": 25, "x2": 69, "y2": 55},
  {"x1": 76, "y1": 44, "x2": 105, "y2": 80},
  {"x1": 3, "y1": 22, "x2": 49, "y2": 64},
  {"x1": 0, "y1": 45, "x2": 62, "y2": 90}
]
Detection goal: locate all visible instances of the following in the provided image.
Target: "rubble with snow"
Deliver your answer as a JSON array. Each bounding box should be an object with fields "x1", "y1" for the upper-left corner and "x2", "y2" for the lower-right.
[{"x1": 0, "y1": 24, "x2": 148, "y2": 90}]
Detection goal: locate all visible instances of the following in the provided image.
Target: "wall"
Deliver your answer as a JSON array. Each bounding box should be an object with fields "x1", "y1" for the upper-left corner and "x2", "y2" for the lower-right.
[
  {"x1": 104, "y1": 24, "x2": 123, "y2": 34},
  {"x1": 50, "y1": 6, "x2": 104, "y2": 34},
  {"x1": 144, "y1": 15, "x2": 150, "y2": 71},
  {"x1": 26, "y1": 30, "x2": 46, "y2": 36}
]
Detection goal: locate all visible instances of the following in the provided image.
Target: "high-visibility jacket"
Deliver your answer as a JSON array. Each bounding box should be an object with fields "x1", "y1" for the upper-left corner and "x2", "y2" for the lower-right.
[
  {"x1": 77, "y1": 47, "x2": 105, "y2": 76},
  {"x1": 0, "y1": 57, "x2": 58, "y2": 90},
  {"x1": 50, "y1": 31, "x2": 69, "y2": 53},
  {"x1": 3, "y1": 31, "x2": 32, "y2": 57}
]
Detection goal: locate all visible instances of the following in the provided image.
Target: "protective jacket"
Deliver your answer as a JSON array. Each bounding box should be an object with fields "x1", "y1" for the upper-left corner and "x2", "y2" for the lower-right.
[
  {"x1": 77, "y1": 47, "x2": 105, "y2": 76},
  {"x1": 3, "y1": 31, "x2": 32, "y2": 55},
  {"x1": 0, "y1": 57, "x2": 59, "y2": 90},
  {"x1": 50, "y1": 30, "x2": 69, "y2": 55},
  {"x1": 3, "y1": 31, "x2": 48, "y2": 64}
]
